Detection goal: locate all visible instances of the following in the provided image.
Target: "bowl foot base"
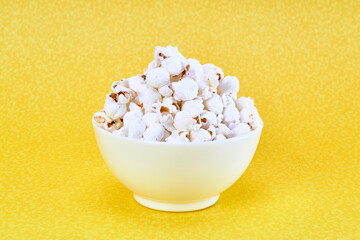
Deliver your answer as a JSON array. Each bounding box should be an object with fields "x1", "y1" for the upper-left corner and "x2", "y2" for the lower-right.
[{"x1": 133, "y1": 194, "x2": 219, "y2": 212}]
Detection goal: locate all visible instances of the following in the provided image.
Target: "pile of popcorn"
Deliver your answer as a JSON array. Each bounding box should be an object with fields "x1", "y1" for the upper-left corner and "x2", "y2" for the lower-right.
[{"x1": 93, "y1": 46, "x2": 261, "y2": 143}]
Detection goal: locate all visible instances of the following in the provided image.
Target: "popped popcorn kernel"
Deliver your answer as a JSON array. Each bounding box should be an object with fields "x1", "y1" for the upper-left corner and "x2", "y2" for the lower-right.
[
  {"x1": 190, "y1": 128, "x2": 212, "y2": 142},
  {"x1": 181, "y1": 99, "x2": 204, "y2": 117},
  {"x1": 143, "y1": 112, "x2": 160, "y2": 127},
  {"x1": 228, "y1": 122, "x2": 251, "y2": 137},
  {"x1": 104, "y1": 96, "x2": 127, "y2": 120},
  {"x1": 200, "y1": 111, "x2": 217, "y2": 129},
  {"x1": 214, "y1": 134, "x2": 226, "y2": 141},
  {"x1": 158, "y1": 85, "x2": 173, "y2": 97},
  {"x1": 146, "y1": 67, "x2": 170, "y2": 88},
  {"x1": 218, "y1": 76, "x2": 239, "y2": 100},
  {"x1": 143, "y1": 123, "x2": 165, "y2": 141},
  {"x1": 174, "y1": 111, "x2": 197, "y2": 131},
  {"x1": 204, "y1": 94, "x2": 223, "y2": 115},
  {"x1": 165, "y1": 130, "x2": 190, "y2": 143},
  {"x1": 127, "y1": 119, "x2": 146, "y2": 139},
  {"x1": 172, "y1": 77, "x2": 198, "y2": 101},
  {"x1": 93, "y1": 110, "x2": 122, "y2": 132},
  {"x1": 203, "y1": 63, "x2": 224, "y2": 88}
]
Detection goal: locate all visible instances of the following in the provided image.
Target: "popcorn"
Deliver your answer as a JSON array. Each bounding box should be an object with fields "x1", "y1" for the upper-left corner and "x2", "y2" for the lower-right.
[
  {"x1": 128, "y1": 75, "x2": 146, "y2": 93},
  {"x1": 216, "y1": 113, "x2": 224, "y2": 126},
  {"x1": 146, "y1": 60, "x2": 160, "y2": 72},
  {"x1": 155, "y1": 46, "x2": 186, "y2": 62},
  {"x1": 200, "y1": 111, "x2": 217, "y2": 129},
  {"x1": 93, "y1": 110, "x2": 122, "y2": 132},
  {"x1": 218, "y1": 76, "x2": 239, "y2": 99},
  {"x1": 214, "y1": 134, "x2": 226, "y2": 141},
  {"x1": 162, "y1": 129, "x2": 171, "y2": 141},
  {"x1": 94, "y1": 46, "x2": 262, "y2": 142},
  {"x1": 221, "y1": 93, "x2": 236, "y2": 107},
  {"x1": 151, "y1": 98, "x2": 178, "y2": 120},
  {"x1": 138, "y1": 87, "x2": 161, "y2": 110},
  {"x1": 199, "y1": 87, "x2": 213, "y2": 100},
  {"x1": 104, "y1": 96, "x2": 127, "y2": 120},
  {"x1": 93, "y1": 110, "x2": 112, "y2": 126},
  {"x1": 239, "y1": 107, "x2": 261, "y2": 130},
  {"x1": 143, "y1": 112, "x2": 160, "y2": 127},
  {"x1": 172, "y1": 77, "x2": 198, "y2": 101},
  {"x1": 161, "y1": 57, "x2": 184, "y2": 76},
  {"x1": 170, "y1": 74, "x2": 182, "y2": 82},
  {"x1": 165, "y1": 130, "x2": 190, "y2": 143},
  {"x1": 129, "y1": 102, "x2": 142, "y2": 112},
  {"x1": 173, "y1": 111, "x2": 197, "y2": 131},
  {"x1": 127, "y1": 119, "x2": 146, "y2": 139},
  {"x1": 181, "y1": 99, "x2": 204, "y2": 117},
  {"x1": 146, "y1": 67, "x2": 170, "y2": 88},
  {"x1": 204, "y1": 94, "x2": 223, "y2": 115},
  {"x1": 158, "y1": 85, "x2": 173, "y2": 97},
  {"x1": 190, "y1": 129, "x2": 211, "y2": 142},
  {"x1": 236, "y1": 97, "x2": 255, "y2": 111},
  {"x1": 111, "y1": 79, "x2": 128, "y2": 91},
  {"x1": 222, "y1": 105, "x2": 240, "y2": 125},
  {"x1": 155, "y1": 46, "x2": 178, "y2": 60},
  {"x1": 186, "y1": 58, "x2": 208, "y2": 91},
  {"x1": 123, "y1": 109, "x2": 143, "y2": 127},
  {"x1": 111, "y1": 86, "x2": 133, "y2": 104},
  {"x1": 143, "y1": 123, "x2": 165, "y2": 141},
  {"x1": 216, "y1": 123, "x2": 232, "y2": 137},
  {"x1": 160, "y1": 97, "x2": 179, "y2": 114},
  {"x1": 228, "y1": 122, "x2": 251, "y2": 137},
  {"x1": 203, "y1": 64, "x2": 224, "y2": 88},
  {"x1": 154, "y1": 46, "x2": 186, "y2": 76},
  {"x1": 159, "y1": 114, "x2": 175, "y2": 132},
  {"x1": 207, "y1": 125, "x2": 217, "y2": 140},
  {"x1": 113, "y1": 128, "x2": 127, "y2": 137}
]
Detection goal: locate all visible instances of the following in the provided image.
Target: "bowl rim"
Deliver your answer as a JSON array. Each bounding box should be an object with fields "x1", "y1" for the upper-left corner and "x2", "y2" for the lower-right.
[{"x1": 92, "y1": 118, "x2": 263, "y2": 146}]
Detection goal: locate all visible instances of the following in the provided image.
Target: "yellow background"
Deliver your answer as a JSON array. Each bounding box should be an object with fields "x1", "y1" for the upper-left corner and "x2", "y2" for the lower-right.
[{"x1": 1, "y1": 0, "x2": 359, "y2": 239}]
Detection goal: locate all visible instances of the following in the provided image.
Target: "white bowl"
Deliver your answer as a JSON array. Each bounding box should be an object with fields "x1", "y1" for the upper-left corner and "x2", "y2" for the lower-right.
[{"x1": 93, "y1": 120, "x2": 263, "y2": 212}]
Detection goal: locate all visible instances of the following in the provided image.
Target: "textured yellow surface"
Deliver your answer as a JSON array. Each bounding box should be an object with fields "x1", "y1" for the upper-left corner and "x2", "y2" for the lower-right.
[{"x1": 1, "y1": 0, "x2": 359, "y2": 239}]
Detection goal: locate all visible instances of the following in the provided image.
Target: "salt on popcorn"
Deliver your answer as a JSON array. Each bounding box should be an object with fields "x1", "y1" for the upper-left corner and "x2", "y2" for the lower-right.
[{"x1": 93, "y1": 46, "x2": 262, "y2": 142}]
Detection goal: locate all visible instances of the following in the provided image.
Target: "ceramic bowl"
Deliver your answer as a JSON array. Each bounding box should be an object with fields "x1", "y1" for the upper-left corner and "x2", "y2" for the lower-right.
[{"x1": 93, "y1": 120, "x2": 263, "y2": 212}]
